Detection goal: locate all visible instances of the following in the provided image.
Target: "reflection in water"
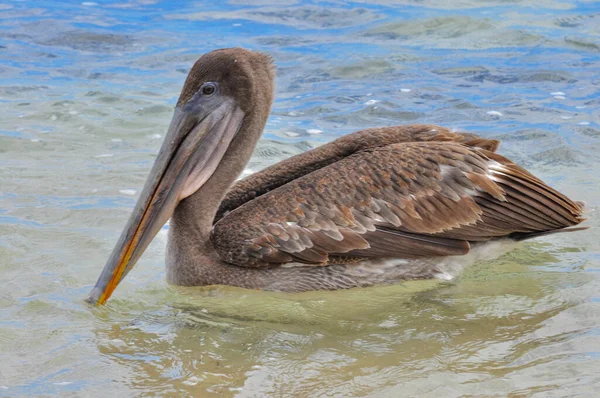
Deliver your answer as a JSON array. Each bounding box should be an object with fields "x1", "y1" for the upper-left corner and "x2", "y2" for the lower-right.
[{"x1": 91, "y1": 245, "x2": 593, "y2": 396}]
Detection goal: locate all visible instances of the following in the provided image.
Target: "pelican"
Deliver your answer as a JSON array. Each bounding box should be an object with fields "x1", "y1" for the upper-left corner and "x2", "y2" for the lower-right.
[{"x1": 88, "y1": 48, "x2": 586, "y2": 305}]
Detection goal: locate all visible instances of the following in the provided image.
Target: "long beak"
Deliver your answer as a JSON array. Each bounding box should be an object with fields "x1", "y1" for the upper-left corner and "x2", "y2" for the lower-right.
[{"x1": 87, "y1": 98, "x2": 244, "y2": 305}]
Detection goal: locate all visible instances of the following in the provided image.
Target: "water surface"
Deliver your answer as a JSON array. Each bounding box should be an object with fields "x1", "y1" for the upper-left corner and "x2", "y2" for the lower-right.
[{"x1": 1, "y1": 0, "x2": 599, "y2": 396}]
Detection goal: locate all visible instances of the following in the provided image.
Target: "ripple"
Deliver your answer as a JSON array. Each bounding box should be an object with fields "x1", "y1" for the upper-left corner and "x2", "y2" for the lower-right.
[
  {"x1": 363, "y1": 16, "x2": 543, "y2": 49},
  {"x1": 0, "y1": 0, "x2": 599, "y2": 396},
  {"x1": 166, "y1": 6, "x2": 381, "y2": 30}
]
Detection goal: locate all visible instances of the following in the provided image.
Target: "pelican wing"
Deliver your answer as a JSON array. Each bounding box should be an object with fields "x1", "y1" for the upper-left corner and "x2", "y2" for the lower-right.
[
  {"x1": 214, "y1": 124, "x2": 499, "y2": 222},
  {"x1": 211, "y1": 140, "x2": 584, "y2": 268}
]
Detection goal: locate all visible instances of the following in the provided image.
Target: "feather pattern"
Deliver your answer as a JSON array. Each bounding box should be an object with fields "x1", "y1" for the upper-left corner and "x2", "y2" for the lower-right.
[{"x1": 211, "y1": 126, "x2": 585, "y2": 268}]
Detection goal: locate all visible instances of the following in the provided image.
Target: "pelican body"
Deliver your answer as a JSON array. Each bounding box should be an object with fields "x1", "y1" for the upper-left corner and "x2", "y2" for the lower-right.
[{"x1": 88, "y1": 48, "x2": 585, "y2": 305}]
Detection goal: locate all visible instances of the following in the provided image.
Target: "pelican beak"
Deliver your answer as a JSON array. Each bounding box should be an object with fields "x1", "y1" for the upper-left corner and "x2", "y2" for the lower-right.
[{"x1": 87, "y1": 97, "x2": 244, "y2": 305}]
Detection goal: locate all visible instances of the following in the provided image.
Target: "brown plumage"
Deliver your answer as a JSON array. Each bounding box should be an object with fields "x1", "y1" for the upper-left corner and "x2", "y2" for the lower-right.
[
  {"x1": 212, "y1": 125, "x2": 585, "y2": 268},
  {"x1": 88, "y1": 48, "x2": 586, "y2": 305}
]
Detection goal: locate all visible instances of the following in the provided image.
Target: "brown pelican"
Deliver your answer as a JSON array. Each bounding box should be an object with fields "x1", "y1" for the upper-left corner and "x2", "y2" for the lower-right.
[{"x1": 88, "y1": 48, "x2": 586, "y2": 305}]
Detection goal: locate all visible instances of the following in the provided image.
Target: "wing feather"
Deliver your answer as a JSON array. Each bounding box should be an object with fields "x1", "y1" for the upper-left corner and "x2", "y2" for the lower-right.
[
  {"x1": 211, "y1": 133, "x2": 585, "y2": 268},
  {"x1": 215, "y1": 124, "x2": 502, "y2": 222}
]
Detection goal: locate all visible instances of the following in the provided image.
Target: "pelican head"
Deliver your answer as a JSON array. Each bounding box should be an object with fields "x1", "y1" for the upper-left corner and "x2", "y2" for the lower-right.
[{"x1": 88, "y1": 48, "x2": 275, "y2": 305}]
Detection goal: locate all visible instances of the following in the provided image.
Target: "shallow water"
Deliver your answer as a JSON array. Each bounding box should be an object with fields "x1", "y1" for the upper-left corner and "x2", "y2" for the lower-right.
[{"x1": 1, "y1": 0, "x2": 599, "y2": 396}]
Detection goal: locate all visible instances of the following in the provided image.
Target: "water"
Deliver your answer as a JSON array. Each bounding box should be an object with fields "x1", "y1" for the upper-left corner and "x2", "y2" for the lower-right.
[{"x1": 1, "y1": 0, "x2": 599, "y2": 396}]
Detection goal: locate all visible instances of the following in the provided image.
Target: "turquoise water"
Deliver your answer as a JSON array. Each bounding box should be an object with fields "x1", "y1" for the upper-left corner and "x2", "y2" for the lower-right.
[{"x1": 1, "y1": 0, "x2": 599, "y2": 396}]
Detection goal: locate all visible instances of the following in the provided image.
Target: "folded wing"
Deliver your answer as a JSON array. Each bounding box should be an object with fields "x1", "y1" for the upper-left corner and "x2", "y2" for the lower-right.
[{"x1": 211, "y1": 137, "x2": 584, "y2": 268}]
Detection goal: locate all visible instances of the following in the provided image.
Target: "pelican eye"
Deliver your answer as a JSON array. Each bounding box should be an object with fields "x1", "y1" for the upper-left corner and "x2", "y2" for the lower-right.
[{"x1": 201, "y1": 82, "x2": 217, "y2": 96}]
